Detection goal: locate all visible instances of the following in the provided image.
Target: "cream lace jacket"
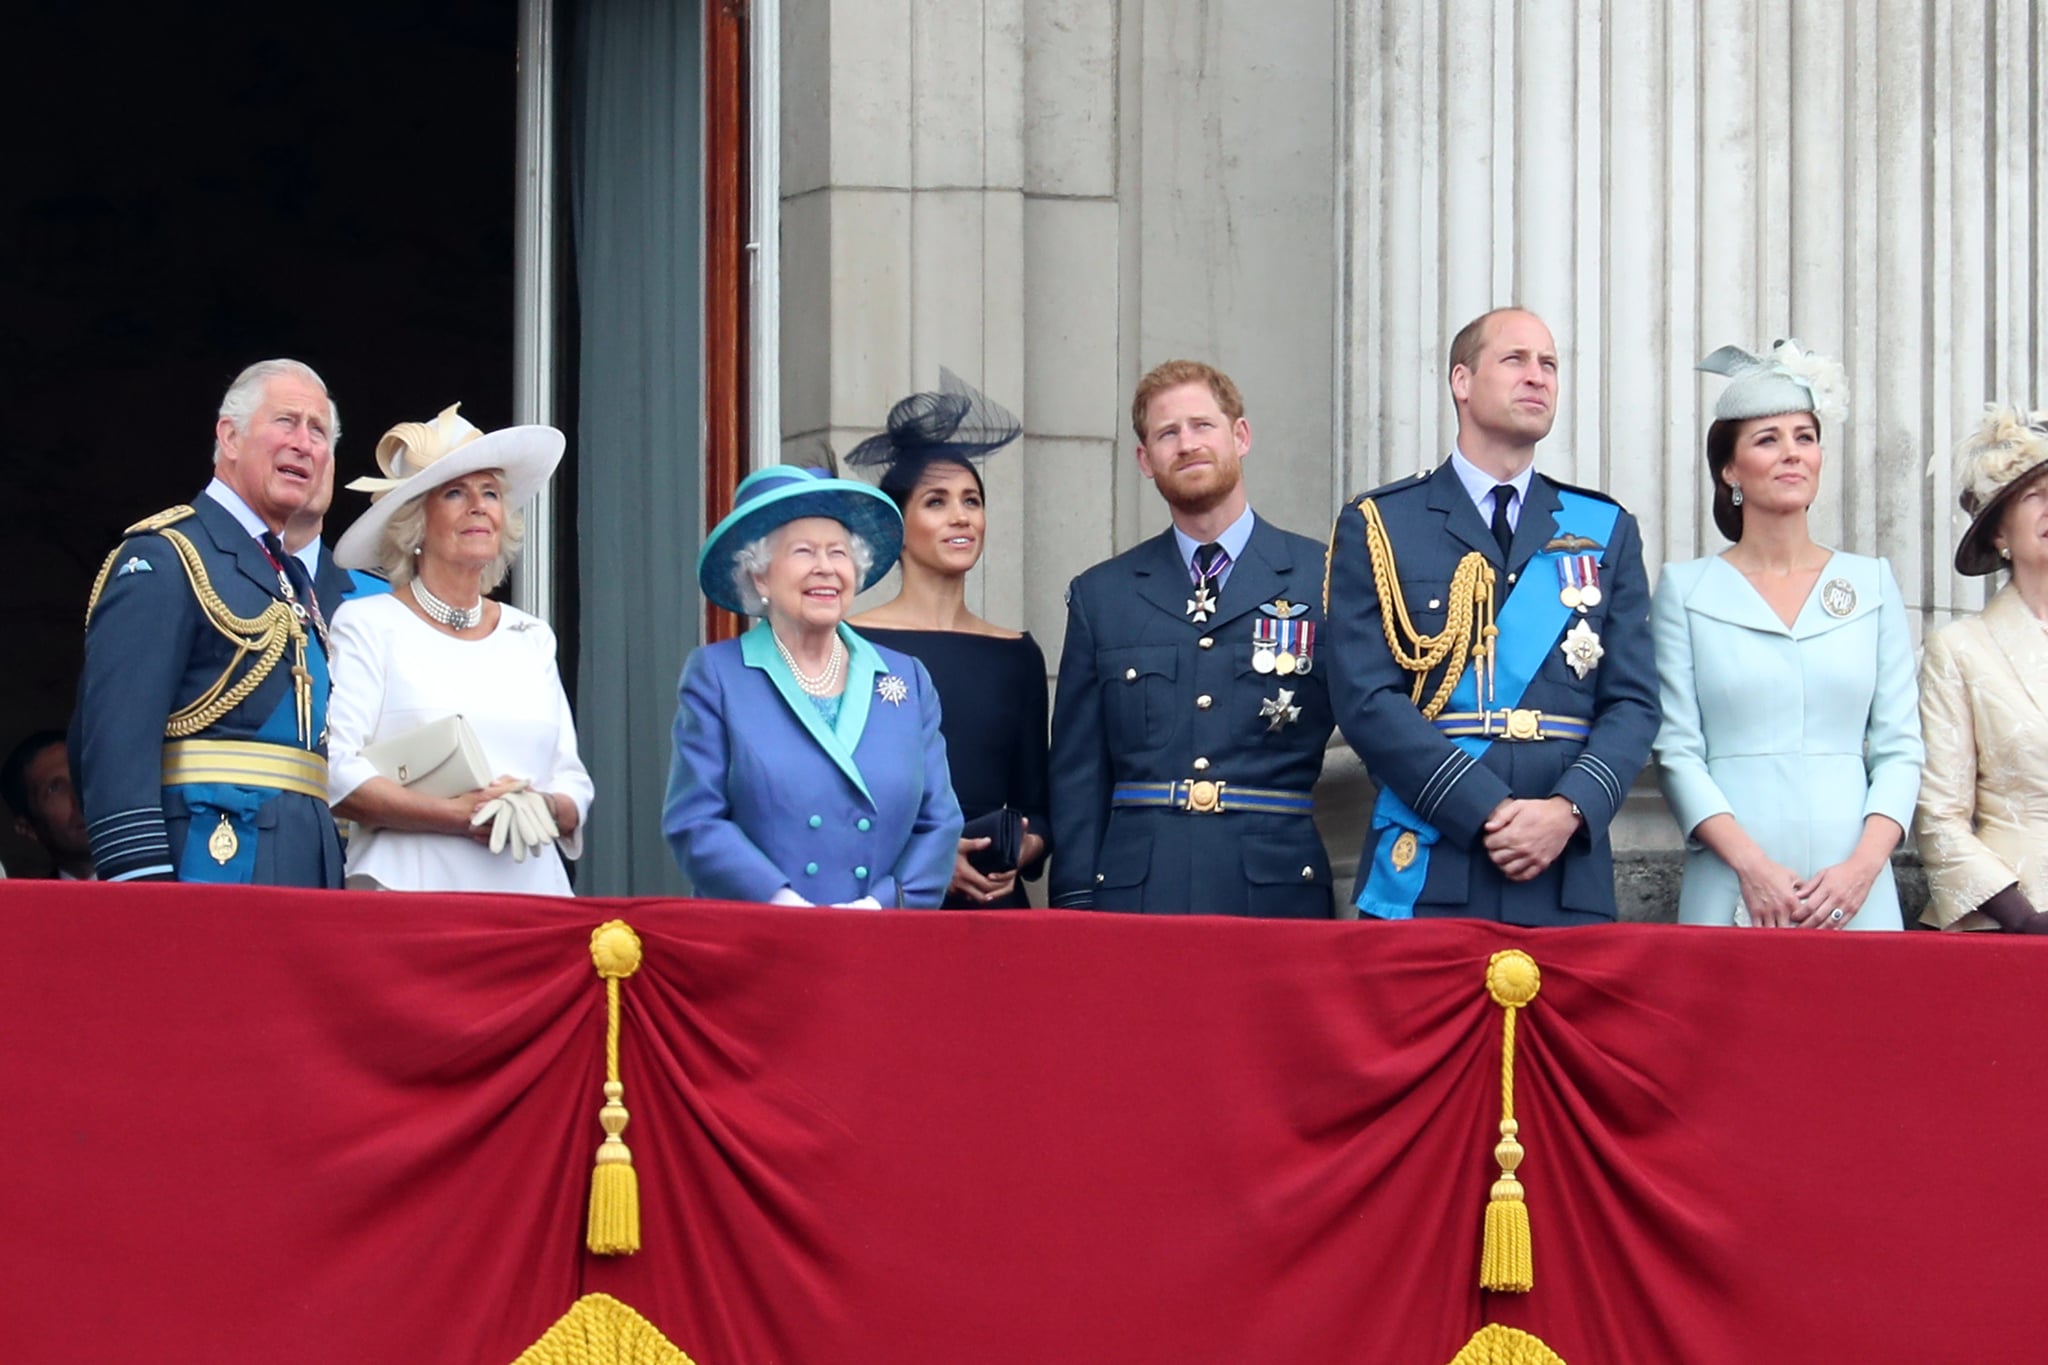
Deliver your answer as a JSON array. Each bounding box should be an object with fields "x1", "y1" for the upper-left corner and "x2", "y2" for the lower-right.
[{"x1": 1915, "y1": 584, "x2": 2048, "y2": 929}]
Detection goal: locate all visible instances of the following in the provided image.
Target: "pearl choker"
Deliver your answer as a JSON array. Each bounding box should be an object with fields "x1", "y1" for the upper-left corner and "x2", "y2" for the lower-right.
[
  {"x1": 414, "y1": 579, "x2": 484, "y2": 631},
  {"x1": 775, "y1": 632, "x2": 846, "y2": 696}
]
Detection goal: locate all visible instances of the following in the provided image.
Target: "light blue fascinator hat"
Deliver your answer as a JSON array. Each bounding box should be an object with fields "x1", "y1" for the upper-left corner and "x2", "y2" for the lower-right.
[
  {"x1": 696, "y1": 466, "x2": 904, "y2": 615},
  {"x1": 1697, "y1": 339, "x2": 1850, "y2": 426}
]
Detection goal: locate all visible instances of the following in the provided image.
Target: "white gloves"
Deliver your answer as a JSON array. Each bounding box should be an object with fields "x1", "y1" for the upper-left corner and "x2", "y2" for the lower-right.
[{"x1": 470, "y1": 782, "x2": 561, "y2": 862}]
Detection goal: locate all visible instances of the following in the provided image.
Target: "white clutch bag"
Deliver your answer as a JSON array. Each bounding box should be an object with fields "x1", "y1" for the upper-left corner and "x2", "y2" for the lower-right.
[{"x1": 359, "y1": 715, "x2": 493, "y2": 800}]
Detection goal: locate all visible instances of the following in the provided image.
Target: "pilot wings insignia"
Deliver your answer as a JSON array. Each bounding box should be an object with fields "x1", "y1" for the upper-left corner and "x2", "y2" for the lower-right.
[{"x1": 1542, "y1": 532, "x2": 1603, "y2": 554}]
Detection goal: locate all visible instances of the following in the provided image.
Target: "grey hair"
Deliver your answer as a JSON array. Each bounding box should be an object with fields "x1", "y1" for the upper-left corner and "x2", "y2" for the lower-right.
[
  {"x1": 731, "y1": 525, "x2": 876, "y2": 616},
  {"x1": 213, "y1": 359, "x2": 341, "y2": 461},
  {"x1": 378, "y1": 475, "x2": 528, "y2": 593}
]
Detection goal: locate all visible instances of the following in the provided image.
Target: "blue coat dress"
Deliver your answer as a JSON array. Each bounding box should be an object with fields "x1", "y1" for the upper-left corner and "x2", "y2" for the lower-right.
[
  {"x1": 1651, "y1": 551, "x2": 1923, "y2": 928},
  {"x1": 663, "y1": 622, "x2": 964, "y2": 907},
  {"x1": 71, "y1": 492, "x2": 348, "y2": 887}
]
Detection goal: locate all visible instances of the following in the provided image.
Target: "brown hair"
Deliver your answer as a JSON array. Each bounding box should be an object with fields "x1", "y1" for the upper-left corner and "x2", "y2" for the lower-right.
[
  {"x1": 1704, "y1": 419, "x2": 1745, "y2": 542},
  {"x1": 1130, "y1": 360, "x2": 1245, "y2": 442}
]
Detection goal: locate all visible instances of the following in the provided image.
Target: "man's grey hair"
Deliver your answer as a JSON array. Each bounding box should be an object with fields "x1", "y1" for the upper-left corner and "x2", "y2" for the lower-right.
[
  {"x1": 732, "y1": 524, "x2": 875, "y2": 617},
  {"x1": 377, "y1": 476, "x2": 528, "y2": 593},
  {"x1": 213, "y1": 359, "x2": 340, "y2": 462}
]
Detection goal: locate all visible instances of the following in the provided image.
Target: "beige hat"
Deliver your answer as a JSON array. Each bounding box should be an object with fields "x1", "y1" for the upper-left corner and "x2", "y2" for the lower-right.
[
  {"x1": 332, "y1": 404, "x2": 564, "y2": 570},
  {"x1": 1948, "y1": 404, "x2": 2048, "y2": 576}
]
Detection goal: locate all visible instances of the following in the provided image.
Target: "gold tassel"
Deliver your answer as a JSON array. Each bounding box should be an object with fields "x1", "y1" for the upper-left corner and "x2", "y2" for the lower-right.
[
  {"x1": 1481, "y1": 949, "x2": 1541, "y2": 1292},
  {"x1": 587, "y1": 920, "x2": 644, "y2": 1255},
  {"x1": 1446, "y1": 1322, "x2": 1568, "y2": 1365}
]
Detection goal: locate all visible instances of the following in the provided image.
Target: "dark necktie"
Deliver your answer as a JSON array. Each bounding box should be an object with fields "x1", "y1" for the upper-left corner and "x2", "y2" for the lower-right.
[
  {"x1": 1192, "y1": 541, "x2": 1229, "y2": 586},
  {"x1": 1490, "y1": 485, "x2": 1516, "y2": 560},
  {"x1": 261, "y1": 531, "x2": 327, "y2": 643}
]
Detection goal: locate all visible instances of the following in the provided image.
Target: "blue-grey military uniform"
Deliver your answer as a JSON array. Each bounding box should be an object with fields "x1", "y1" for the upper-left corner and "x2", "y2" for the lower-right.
[
  {"x1": 71, "y1": 493, "x2": 347, "y2": 886},
  {"x1": 1049, "y1": 516, "x2": 1336, "y2": 917},
  {"x1": 1322, "y1": 462, "x2": 1658, "y2": 924}
]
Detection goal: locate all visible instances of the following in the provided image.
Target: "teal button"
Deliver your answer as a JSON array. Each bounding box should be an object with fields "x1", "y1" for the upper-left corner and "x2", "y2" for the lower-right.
[
  {"x1": 804, "y1": 862, "x2": 819, "y2": 876},
  {"x1": 857, "y1": 817, "x2": 872, "y2": 832},
  {"x1": 854, "y1": 865, "x2": 869, "y2": 879},
  {"x1": 808, "y1": 815, "x2": 822, "y2": 828}
]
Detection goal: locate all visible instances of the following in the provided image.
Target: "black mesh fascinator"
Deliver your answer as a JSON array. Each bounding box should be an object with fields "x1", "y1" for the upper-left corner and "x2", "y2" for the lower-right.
[{"x1": 845, "y1": 368, "x2": 1021, "y2": 502}]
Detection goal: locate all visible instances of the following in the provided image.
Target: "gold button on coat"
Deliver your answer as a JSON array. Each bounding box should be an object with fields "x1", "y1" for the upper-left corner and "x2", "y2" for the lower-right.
[
  {"x1": 1196, "y1": 695, "x2": 1213, "y2": 709},
  {"x1": 1198, "y1": 637, "x2": 1214, "y2": 649},
  {"x1": 1124, "y1": 667, "x2": 1138, "y2": 681},
  {"x1": 1193, "y1": 757, "x2": 1210, "y2": 772}
]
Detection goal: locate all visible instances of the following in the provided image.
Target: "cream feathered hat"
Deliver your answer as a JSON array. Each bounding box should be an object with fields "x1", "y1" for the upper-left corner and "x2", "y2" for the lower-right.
[
  {"x1": 1945, "y1": 404, "x2": 2048, "y2": 576},
  {"x1": 332, "y1": 404, "x2": 564, "y2": 570}
]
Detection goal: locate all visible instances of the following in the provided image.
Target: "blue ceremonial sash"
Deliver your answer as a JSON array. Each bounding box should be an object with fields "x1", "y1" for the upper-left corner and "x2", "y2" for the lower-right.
[
  {"x1": 1356, "y1": 490, "x2": 1620, "y2": 918},
  {"x1": 168, "y1": 631, "x2": 330, "y2": 884}
]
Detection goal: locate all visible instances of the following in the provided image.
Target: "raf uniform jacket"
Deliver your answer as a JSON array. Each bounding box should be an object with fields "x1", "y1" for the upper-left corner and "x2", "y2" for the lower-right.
[
  {"x1": 1323, "y1": 462, "x2": 1658, "y2": 924},
  {"x1": 1049, "y1": 515, "x2": 1337, "y2": 917},
  {"x1": 663, "y1": 623, "x2": 964, "y2": 908},
  {"x1": 72, "y1": 492, "x2": 348, "y2": 886}
]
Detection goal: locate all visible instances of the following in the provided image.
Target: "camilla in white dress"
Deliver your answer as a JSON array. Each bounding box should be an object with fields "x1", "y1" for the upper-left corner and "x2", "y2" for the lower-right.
[
  {"x1": 327, "y1": 594, "x2": 591, "y2": 893},
  {"x1": 325, "y1": 405, "x2": 592, "y2": 894}
]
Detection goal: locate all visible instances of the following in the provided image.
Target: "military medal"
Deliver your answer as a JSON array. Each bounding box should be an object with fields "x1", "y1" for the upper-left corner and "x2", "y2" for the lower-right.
[
  {"x1": 1258, "y1": 603, "x2": 1315, "y2": 677},
  {"x1": 1186, "y1": 583, "x2": 1218, "y2": 624},
  {"x1": 1259, "y1": 688, "x2": 1302, "y2": 731},
  {"x1": 1556, "y1": 553, "x2": 1601, "y2": 612},
  {"x1": 1560, "y1": 619, "x2": 1605, "y2": 679},
  {"x1": 1251, "y1": 617, "x2": 1279, "y2": 673},
  {"x1": 208, "y1": 813, "x2": 239, "y2": 865},
  {"x1": 1820, "y1": 577, "x2": 1857, "y2": 618},
  {"x1": 1390, "y1": 830, "x2": 1419, "y2": 872}
]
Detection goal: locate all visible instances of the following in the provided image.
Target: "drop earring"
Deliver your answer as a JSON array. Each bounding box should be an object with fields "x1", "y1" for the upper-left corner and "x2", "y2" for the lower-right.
[
  {"x1": 1730, "y1": 485, "x2": 1744, "y2": 507},
  {"x1": 1999, "y1": 546, "x2": 2012, "y2": 561}
]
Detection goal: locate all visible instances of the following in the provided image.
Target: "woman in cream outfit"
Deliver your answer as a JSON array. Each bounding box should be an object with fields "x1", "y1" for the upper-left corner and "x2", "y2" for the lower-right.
[
  {"x1": 1652, "y1": 342, "x2": 1923, "y2": 929},
  {"x1": 1915, "y1": 407, "x2": 2048, "y2": 932}
]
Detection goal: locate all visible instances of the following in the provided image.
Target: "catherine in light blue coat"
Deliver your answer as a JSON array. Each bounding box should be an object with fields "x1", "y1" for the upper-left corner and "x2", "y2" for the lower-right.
[
  {"x1": 1653, "y1": 343, "x2": 1922, "y2": 929},
  {"x1": 663, "y1": 467, "x2": 963, "y2": 908}
]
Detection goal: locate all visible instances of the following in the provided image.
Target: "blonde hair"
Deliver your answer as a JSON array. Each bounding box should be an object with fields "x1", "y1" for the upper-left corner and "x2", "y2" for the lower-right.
[{"x1": 378, "y1": 476, "x2": 527, "y2": 592}]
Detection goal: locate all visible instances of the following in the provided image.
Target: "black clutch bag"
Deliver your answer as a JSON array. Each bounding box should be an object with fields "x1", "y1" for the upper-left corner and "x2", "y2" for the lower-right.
[{"x1": 961, "y1": 806, "x2": 1023, "y2": 874}]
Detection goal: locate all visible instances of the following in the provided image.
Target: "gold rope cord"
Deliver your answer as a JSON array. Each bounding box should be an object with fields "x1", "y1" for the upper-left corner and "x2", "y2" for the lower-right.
[
  {"x1": 1480, "y1": 950, "x2": 1541, "y2": 1293},
  {"x1": 85, "y1": 520, "x2": 307, "y2": 740},
  {"x1": 511, "y1": 1293, "x2": 696, "y2": 1365},
  {"x1": 1358, "y1": 499, "x2": 1498, "y2": 719}
]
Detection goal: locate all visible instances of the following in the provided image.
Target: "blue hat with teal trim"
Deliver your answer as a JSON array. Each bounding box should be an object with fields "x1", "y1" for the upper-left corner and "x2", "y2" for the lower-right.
[{"x1": 697, "y1": 466, "x2": 903, "y2": 615}]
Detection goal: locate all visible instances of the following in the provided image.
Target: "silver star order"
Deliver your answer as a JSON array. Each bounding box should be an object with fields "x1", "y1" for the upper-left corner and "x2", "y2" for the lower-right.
[
  {"x1": 1186, "y1": 584, "x2": 1218, "y2": 623},
  {"x1": 1259, "y1": 688, "x2": 1302, "y2": 731},
  {"x1": 876, "y1": 674, "x2": 909, "y2": 706},
  {"x1": 1560, "y1": 619, "x2": 1604, "y2": 680}
]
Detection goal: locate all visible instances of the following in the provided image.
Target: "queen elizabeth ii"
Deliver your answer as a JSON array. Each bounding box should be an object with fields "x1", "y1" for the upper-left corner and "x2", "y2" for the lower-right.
[{"x1": 663, "y1": 466, "x2": 963, "y2": 907}]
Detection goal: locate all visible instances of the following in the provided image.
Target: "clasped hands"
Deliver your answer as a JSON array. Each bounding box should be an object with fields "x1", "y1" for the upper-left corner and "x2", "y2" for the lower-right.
[
  {"x1": 1482, "y1": 796, "x2": 1581, "y2": 882},
  {"x1": 465, "y1": 777, "x2": 560, "y2": 861},
  {"x1": 1731, "y1": 852, "x2": 1881, "y2": 929}
]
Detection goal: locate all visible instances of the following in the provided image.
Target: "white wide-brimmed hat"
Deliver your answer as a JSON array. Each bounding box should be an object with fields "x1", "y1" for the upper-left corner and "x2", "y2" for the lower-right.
[{"x1": 332, "y1": 404, "x2": 565, "y2": 570}]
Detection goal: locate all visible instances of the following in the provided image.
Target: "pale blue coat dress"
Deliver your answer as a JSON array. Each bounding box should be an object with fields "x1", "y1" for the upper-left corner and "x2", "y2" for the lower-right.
[{"x1": 1651, "y1": 551, "x2": 1924, "y2": 928}]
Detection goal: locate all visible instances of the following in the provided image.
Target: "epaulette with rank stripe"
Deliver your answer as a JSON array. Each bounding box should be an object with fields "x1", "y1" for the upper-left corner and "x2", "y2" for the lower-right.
[{"x1": 124, "y1": 505, "x2": 196, "y2": 534}]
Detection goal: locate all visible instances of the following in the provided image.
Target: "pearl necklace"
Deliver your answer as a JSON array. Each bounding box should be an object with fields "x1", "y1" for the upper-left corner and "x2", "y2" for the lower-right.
[
  {"x1": 413, "y1": 578, "x2": 484, "y2": 631},
  {"x1": 774, "y1": 632, "x2": 846, "y2": 696}
]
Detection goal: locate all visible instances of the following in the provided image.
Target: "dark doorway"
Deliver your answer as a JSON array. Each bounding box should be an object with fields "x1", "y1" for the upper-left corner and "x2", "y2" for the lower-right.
[{"x1": 3, "y1": 2, "x2": 517, "y2": 876}]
